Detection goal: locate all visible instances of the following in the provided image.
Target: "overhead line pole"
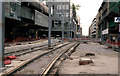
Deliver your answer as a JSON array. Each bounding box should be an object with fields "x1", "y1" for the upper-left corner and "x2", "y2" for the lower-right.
[
  {"x1": 0, "y1": 2, "x2": 5, "y2": 69},
  {"x1": 73, "y1": 22, "x2": 76, "y2": 40},
  {"x1": 118, "y1": 1, "x2": 120, "y2": 51},
  {"x1": 62, "y1": 12, "x2": 65, "y2": 44},
  {"x1": 48, "y1": 3, "x2": 52, "y2": 48},
  {"x1": 70, "y1": 19, "x2": 72, "y2": 39},
  {"x1": 68, "y1": 0, "x2": 71, "y2": 40}
]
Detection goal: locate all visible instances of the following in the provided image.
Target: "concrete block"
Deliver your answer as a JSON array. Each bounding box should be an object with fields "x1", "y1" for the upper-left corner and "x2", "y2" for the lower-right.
[{"x1": 79, "y1": 58, "x2": 93, "y2": 65}]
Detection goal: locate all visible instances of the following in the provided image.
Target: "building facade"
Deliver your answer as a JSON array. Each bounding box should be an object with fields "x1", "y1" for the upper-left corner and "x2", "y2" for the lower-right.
[
  {"x1": 46, "y1": 0, "x2": 74, "y2": 38},
  {"x1": 80, "y1": 27, "x2": 82, "y2": 38},
  {"x1": 90, "y1": 1, "x2": 119, "y2": 46},
  {"x1": 89, "y1": 25, "x2": 92, "y2": 40},
  {"x1": 91, "y1": 18, "x2": 97, "y2": 39},
  {"x1": 5, "y1": 1, "x2": 49, "y2": 43}
]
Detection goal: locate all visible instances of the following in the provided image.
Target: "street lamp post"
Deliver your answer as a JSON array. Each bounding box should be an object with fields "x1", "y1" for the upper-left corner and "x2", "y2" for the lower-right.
[{"x1": 0, "y1": 2, "x2": 5, "y2": 68}]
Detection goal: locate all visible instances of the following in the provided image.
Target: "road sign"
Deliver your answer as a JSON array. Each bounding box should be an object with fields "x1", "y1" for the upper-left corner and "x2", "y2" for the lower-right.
[{"x1": 114, "y1": 17, "x2": 120, "y2": 23}]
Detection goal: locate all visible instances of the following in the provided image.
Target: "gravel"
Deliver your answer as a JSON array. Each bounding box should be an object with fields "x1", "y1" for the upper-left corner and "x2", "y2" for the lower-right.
[
  {"x1": 5, "y1": 39, "x2": 59, "y2": 54},
  {"x1": 13, "y1": 42, "x2": 75, "y2": 75}
]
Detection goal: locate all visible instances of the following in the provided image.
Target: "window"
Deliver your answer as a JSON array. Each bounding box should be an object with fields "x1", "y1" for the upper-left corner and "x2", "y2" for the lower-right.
[
  {"x1": 99, "y1": 17, "x2": 101, "y2": 21},
  {"x1": 52, "y1": 21, "x2": 54, "y2": 27},
  {"x1": 53, "y1": 5, "x2": 54, "y2": 9},
  {"x1": 58, "y1": 20, "x2": 61, "y2": 25},
  {"x1": 53, "y1": 5, "x2": 57, "y2": 9},
  {"x1": 59, "y1": 13, "x2": 62, "y2": 16},
  {"x1": 59, "y1": 5, "x2": 61, "y2": 9},
  {"x1": 10, "y1": 2, "x2": 16, "y2": 13},
  {"x1": 66, "y1": 5, "x2": 69, "y2": 9},
  {"x1": 53, "y1": 20, "x2": 62, "y2": 27},
  {"x1": 54, "y1": 20, "x2": 58, "y2": 27},
  {"x1": 65, "y1": 13, "x2": 69, "y2": 17},
  {"x1": 57, "y1": 5, "x2": 59, "y2": 9},
  {"x1": 62, "y1": 5, "x2": 65, "y2": 9},
  {"x1": 56, "y1": 13, "x2": 59, "y2": 15},
  {"x1": 10, "y1": 2, "x2": 21, "y2": 19}
]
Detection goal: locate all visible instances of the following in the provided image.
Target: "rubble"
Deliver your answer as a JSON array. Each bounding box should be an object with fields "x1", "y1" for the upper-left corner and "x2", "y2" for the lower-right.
[
  {"x1": 4, "y1": 59, "x2": 11, "y2": 65},
  {"x1": 4, "y1": 56, "x2": 18, "y2": 65}
]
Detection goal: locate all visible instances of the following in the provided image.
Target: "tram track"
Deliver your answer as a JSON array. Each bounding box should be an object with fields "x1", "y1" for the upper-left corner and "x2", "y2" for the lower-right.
[
  {"x1": 5, "y1": 42, "x2": 60, "y2": 57},
  {"x1": 41, "y1": 42, "x2": 80, "y2": 76},
  {"x1": 2, "y1": 41, "x2": 73, "y2": 76}
]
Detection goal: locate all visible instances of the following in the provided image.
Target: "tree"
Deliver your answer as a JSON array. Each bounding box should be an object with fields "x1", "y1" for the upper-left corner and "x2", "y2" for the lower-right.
[{"x1": 72, "y1": 3, "x2": 80, "y2": 21}]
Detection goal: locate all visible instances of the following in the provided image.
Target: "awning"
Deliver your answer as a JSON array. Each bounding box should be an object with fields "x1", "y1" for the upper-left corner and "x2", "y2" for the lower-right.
[
  {"x1": 109, "y1": 2, "x2": 119, "y2": 14},
  {"x1": 109, "y1": 21, "x2": 117, "y2": 27}
]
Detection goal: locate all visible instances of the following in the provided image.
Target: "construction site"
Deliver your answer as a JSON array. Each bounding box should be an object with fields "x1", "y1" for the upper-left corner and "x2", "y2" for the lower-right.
[{"x1": 0, "y1": 0, "x2": 119, "y2": 76}]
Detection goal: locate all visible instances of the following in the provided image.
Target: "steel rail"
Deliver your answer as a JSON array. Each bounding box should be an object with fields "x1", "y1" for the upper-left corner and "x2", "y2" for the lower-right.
[
  {"x1": 2, "y1": 42, "x2": 70, "y2": 76},
  {"x1": 41, "y1": 42, "x2": 80, "y2": 76},
  {"x1": 5, "y1": 42, "x2": 60, "y2": 57}
]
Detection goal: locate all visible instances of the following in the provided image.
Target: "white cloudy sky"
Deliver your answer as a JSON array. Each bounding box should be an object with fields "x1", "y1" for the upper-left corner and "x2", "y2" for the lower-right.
[{"x1": 72, "y1": 0, "x2": 103, "y2": 36}]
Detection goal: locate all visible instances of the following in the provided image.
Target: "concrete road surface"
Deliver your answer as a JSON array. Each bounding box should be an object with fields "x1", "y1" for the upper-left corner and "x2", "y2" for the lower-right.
[{"x1": 58, "y1": 42, "x2": 118, "y2": 75}]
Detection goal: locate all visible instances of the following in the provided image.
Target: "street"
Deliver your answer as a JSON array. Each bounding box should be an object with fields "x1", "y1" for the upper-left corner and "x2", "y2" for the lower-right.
[{"x1": 0, "y1": 0, "x2": 119, "y2": 76}]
